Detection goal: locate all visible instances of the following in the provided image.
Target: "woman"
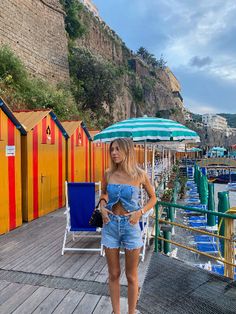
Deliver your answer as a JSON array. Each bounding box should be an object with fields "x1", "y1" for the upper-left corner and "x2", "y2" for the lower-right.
[{"x1": 99, "y1": 138, "x2": 157, "y2": 314}]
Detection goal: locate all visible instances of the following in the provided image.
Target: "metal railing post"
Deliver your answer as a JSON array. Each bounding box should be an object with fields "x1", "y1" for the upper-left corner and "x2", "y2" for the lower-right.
[
  {"x1": 154, "y1": 203, "x2": 159, "y2": 253},
  {"x1": 218, "y1": 191, "x2": 230, "y2": 256},
  {"x1": 224, "y1": 211, "x2": 235, "y2": 279},
  {"x1": 207, "y1": 182, "x2": 216, "y2": 226}
]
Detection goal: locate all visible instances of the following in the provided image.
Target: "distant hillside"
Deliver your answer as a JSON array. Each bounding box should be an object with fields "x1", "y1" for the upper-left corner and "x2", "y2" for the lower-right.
[
  {"x1": 218, "y1": 113, "x2": 236, "y2": 128},
  {"x1": 192, "y1": 113, "x2": 236, "y2": 128}
]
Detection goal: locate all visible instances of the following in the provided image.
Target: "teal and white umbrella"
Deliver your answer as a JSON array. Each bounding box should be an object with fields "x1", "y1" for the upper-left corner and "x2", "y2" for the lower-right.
[{"x1": 94, "y1": 116, "x2": 200, "y2": 143}]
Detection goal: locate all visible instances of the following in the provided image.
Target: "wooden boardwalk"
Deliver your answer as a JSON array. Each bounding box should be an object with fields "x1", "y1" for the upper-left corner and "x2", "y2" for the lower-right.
[{"x1": 0, "y1": 209, "x2": 153, "y2": 313}]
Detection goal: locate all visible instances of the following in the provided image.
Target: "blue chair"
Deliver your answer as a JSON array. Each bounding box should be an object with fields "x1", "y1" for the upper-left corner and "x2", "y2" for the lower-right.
[
  {"x1": 189, "y1": 221, "x2": 207, "y2": 228},
  {"x1": 194, "y1": 235, "x2": 217, "y2": 243},
  {"x1": 196, "y1": 243, "x2": 219, "y2": 254},
  {"x1": 62, "y1": 181, "x2": 103, "y2": 255}
]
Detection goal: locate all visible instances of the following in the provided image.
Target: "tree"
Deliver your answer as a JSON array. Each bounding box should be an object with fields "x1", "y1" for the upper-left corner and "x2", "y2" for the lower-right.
[{"x1": 69, "y1": 48, "x2": 121, "y2": 111}]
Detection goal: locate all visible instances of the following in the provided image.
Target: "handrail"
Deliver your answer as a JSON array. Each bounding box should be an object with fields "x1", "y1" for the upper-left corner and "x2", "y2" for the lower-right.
[
  {"x1": 158, "y1": 201, "x2": 236, "y2": 219},
  {"x1": 154, "y1": 200, "x2": 236, "y2": 279}
]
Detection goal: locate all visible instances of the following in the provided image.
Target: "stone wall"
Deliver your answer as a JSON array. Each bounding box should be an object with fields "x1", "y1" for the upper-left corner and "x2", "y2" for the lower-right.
[
  {"x1": 76, "y1": 8, "x2": 131, "y2": 64},
  {"x1": 0, "y1": 0, "x2": 69, "y2": 84}
]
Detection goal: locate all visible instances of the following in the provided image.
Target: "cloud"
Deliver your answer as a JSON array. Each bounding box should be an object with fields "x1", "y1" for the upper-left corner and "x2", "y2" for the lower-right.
[
  {"x1": 93, "y1": 0, "x2": 236, "y2": 113},
  {"x1": 189, "y1": 56, "x2": 212, "y2": 68}
]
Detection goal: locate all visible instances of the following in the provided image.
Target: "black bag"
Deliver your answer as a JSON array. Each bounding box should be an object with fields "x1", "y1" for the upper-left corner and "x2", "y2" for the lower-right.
[{"x1": 89, "y1": 199, "x2": 104, "y2": 228}]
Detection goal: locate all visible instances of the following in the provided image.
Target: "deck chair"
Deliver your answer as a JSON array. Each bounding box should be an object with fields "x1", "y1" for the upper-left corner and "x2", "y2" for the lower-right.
[
  {"x1": 196, "y1": 243, "x2": 219, "y2": 254},
  {"x1": 139, "y1": 186, "x2": 154, "y2": 262},
  {"x1": 62, "y1": 181, "x2": 103, "y2": 255}
]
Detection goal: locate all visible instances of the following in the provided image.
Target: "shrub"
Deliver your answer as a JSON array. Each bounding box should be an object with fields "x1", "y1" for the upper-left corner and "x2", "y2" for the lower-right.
[
  {"x1": 60, "y1": 0, "x2": 86, "y2": 39},
  {"x1": 0, "y1": 45, "x2": 78, "y2": 120}
]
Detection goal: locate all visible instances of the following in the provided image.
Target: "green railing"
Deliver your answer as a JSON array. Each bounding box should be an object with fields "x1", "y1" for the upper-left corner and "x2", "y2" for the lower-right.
[{"x1": 154, "y1": 201, "x2": 236, "y2": 279}]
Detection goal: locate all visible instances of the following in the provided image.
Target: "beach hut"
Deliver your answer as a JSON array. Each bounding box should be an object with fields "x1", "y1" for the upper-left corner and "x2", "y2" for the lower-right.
[
  {"x1": 90, "y1": 130, "x2": 107, "y2": 182},
  {"x1": 61, "y1": 121, "x2": 91, "y2": 182},
  {"x1": 0, "y1": 98, "x2": 26, "y2": 234},
  {"x1": 14, "y1": 109, "x2": 68, "y2": 221}
]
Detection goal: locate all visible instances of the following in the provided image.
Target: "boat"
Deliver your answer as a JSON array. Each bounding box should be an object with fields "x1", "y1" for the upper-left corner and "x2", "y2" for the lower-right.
[
  {"x1": 208, "y1": 173, "x2": 236, "y2": 184},
  {"x1": 227, "y1": 182, "x2": 236, "y2": 191}
]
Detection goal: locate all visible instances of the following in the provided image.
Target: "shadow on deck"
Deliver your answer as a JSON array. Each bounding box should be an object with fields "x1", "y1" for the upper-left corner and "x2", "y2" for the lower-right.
[{"x1": 138, "y1": 253, "x2": 236, "y2": 314}]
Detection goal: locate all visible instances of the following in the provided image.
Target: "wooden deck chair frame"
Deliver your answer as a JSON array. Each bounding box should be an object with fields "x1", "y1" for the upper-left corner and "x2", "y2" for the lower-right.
[
  {"x1": 140, "y1": 186, "x2": 153, "y2": 262},
  {"x1": 62, "y1": 181, "x2": 103, "y2": 255}
]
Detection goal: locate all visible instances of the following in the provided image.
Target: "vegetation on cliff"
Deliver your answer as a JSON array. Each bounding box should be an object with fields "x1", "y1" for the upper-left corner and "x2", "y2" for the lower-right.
[
  {"x1": 137, "y1": 47, "x2": 167, "y2": 70},
  {"x1": 0, "y1": 45, "x2": 78, "y2": 119},
  {"x1": 69, "y1": 47, "x2": 123, "y2": 127},
  {"x1": 59, "y1": 0, "x2": 86, "y2": 39}
]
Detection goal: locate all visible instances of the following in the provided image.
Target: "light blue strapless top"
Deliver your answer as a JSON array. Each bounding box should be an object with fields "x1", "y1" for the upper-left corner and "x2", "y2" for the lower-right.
[{"x1": 106, "y1": 183, "x2": 141, "y2": 212}]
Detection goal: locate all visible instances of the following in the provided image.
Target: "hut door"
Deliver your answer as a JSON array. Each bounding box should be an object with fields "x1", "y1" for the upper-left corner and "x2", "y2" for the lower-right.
[{"x1": 40, "y1": 174, "x2": 51, "y2": 215}]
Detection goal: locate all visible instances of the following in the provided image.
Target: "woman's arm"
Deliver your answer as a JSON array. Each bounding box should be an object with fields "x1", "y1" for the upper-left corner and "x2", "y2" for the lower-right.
[
  {"x1": 99, "y1": 170, "x2": 108, "y2": 208},
  {"x1": 100, "y1": 170, "x2": 112, "y2": 224},
  {"x1": 129, "y1": 172, "x2": 157, "y2": 225},
  {"x1": 141, "y1": 172, "x2": 157, "y2": 214}
]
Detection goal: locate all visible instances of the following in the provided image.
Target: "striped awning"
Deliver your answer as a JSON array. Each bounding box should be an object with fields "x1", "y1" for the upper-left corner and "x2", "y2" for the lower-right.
[{"x1": 94, "y1": 117, "x2": 200, "y2": 143}]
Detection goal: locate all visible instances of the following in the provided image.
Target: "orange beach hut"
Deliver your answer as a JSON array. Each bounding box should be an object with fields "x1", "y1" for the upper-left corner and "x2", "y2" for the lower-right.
[
  {"x1": 14, "y1": 109, "x2": 68, "y2": 221},
  {"x1": 90, "y1": 130, "x2": 108, "y2": 182},
  {"x1": 0, "y1": 98, "x2": 26, "y2": 234},
  {"x1": 61, "y1": 120, "x2": 91, "y2": 182}
]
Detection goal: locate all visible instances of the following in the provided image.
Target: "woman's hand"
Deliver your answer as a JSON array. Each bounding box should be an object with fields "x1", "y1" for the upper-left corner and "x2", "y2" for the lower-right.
[
  {"x1": 127, "y1": 210, "x2": 142, "y2": 225},
  {"x1": 100, "y1": 207, "x2": 113, "y2": 224}
]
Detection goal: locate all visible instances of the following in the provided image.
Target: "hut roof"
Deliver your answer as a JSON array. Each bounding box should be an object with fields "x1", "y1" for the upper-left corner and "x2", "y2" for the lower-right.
[
  {"x1": 0, "y1": 98, "x2": 26, "y2": 135},
  {"x1": 61, "y1": 120, "x2": 92, "y2": 141},
  {"x1": 13, "y1": 110, "x2": 51, "y2": 131},
  {"x1": 13, "y1": 110, "x2": 69, "y2": 139},
  {"x1": 61, "y1": 121, "x2": 82, "y2": 137}
]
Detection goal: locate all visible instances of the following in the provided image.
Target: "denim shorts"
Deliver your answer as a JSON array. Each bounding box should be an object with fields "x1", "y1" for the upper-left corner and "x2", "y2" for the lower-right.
[{"x1": 101, "y1": 214, "x2": 143, "y2": 250}]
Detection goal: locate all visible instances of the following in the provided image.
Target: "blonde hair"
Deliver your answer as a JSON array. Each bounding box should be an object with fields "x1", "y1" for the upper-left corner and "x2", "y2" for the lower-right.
[{"x1": 107, "y1": 138, "x2": 145, "y2": 182}]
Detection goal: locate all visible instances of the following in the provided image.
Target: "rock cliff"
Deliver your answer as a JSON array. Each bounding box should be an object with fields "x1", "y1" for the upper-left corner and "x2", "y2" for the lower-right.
[{"x1": 0, "y1": 0, "x2": 186, "y2": 124}]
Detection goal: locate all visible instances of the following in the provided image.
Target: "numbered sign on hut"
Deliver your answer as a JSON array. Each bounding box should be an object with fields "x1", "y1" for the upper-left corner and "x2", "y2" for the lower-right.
[
  {"x1": 14, "y1": 110, "x2": 68, "y2": 221},
  {"x1": 0, "y1": 98, "x2": 26, "y2": 234}
]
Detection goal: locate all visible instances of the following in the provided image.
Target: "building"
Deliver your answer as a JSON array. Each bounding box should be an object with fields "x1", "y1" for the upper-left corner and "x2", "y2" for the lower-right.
[
  {"x1": 79, "y1": 0, "x2": 99, "y2": 18},
  {"x1": 202, "y1": 114, "x2": 228, "y2": 130}
]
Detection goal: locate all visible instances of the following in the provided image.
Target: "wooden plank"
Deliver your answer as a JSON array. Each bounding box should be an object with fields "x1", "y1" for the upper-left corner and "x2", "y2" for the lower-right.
[
  {"x1": 73, "y1": 293, "x2": 101, "y2": 314},
  {"x1": 0, "y1": 283, "x2": 23, "y2": 306},
  {"x1": 73, "y1": 253, "x2": 101, "y2": 279},
  {"x1": 0, "y1": 280, "x2": 10, "y2": 292},
  {"x1": 52, "y1": 291, "x2": 85, "y2": 314},
  {"x1": 0, "y1": 224, "x2": 64, "y2": 269},
  {"x1": 18, "y1": 241, "x2": 63, "y2": 273},
  {"x1": 94, "y1": 263, "x2": 108, "y2": 283},
  {"x1": 44, "y1": 238, "x2": 89, "y2": 276},
  {"x1": 82, "y1": 253, "x2": 107, "y2": 281},
  {"x1": 0, "y1": 284, "x2": 37, "y2": 313},
  {"x1": 93, "y1": 296, "x2": 113, "y2": 314},
  {"x1": 60, "y1": 251, "x2": 93, "y2": 278},
  {"x1": 120, "y1": 297, "x2": 128, "y2": 313},
  {"x1": 8, "y1": 224, "x2": 65, "y2": 271},
  {"x1": 12, "y1": 286, "x2": 53, "y2": 314},
  {"x1": 37, "y1": 239, "x2": 89, "y2": 277},
  {"x1": 32, "y1": 289, "x2": 68, "y2": 314}
]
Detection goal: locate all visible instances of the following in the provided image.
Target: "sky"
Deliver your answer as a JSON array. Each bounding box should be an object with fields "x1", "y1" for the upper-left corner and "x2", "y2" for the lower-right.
[{"x1": 93, "y1": 0, "x2": 236, "y2": 114}]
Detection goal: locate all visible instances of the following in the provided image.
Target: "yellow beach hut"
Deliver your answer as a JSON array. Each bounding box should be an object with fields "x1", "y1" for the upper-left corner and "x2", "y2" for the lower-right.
[
  {"x1": 61, "y1": 120, "x2": 92, "y2": 182},
  {"x1": 0, "y1": 98, "x2": 26, "y2": 234},
  {"x1": 14, "y1": 109, "x2": 68, "y2": 221}
]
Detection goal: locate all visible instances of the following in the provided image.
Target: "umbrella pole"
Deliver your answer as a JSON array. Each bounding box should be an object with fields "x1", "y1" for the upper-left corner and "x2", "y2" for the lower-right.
[
  {"x1": 144, "y1": 140, "x2": 147, "y2": 173},
  {"x1": 151, "y1": 145, "x2": 156, "y2": 185}
]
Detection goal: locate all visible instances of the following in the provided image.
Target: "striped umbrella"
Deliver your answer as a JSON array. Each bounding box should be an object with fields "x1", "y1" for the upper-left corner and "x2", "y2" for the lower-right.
[{"x1": 94, "y1": 116, "x2": 200, "y2": 142}]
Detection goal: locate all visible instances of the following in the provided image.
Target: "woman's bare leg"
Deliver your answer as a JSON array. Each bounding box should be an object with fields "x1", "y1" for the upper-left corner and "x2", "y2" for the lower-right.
[
  {"x1": 105, "y1": 248, "x2": 121, "y2": 314},
  {"x1": 125, "y1": 248, "x2": 141, "y2": 314}
]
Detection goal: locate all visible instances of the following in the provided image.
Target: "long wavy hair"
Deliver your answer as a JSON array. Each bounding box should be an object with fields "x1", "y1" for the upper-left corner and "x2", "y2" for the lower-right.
[{"x1": 107, "y1": 138, "x2": 145, "y2": 182}]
